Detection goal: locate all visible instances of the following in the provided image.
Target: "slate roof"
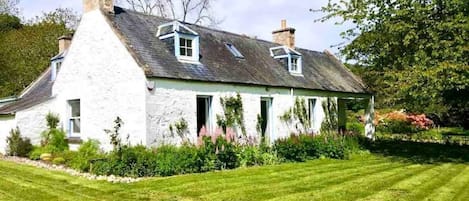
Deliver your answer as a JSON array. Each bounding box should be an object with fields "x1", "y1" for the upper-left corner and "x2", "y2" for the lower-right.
[
  {"x1": 0, "y1": 68, "x2": 54, "y2": 115},
  {"x1": 107, "y1": 6, "x2": 369, "y2": 94}
]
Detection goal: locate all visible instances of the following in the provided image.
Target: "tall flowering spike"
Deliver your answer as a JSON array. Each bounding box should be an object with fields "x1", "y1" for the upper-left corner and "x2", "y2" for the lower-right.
[
  {"x1": 199, "y1": 126, "x2": 207, "y2": 137},
  {"x1": 225, "y1": 127, "x2": 236, "y2": 143}
]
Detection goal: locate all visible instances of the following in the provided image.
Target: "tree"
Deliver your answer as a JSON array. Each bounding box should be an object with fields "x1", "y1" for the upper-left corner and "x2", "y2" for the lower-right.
[
  {"x1": 316, "y1": 0, "x2": 469, "y2": 127},
  {"x1": 118, "y1": 0, "x2": 221, "y2": 26},
  {"x1": 0, "y1": 13, "x2": 21, "y2": 33},
  {"x1": 0, "y1": 0, "x2": 19, "y2": 15},
  {"x1": 0, "y1": 9, "x2": 73, "y2": 97}
]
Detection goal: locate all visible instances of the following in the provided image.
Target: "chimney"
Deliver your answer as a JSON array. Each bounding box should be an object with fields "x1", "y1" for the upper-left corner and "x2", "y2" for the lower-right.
[
  {"x1": 58, "y1": 35, "x2": 72, "y2": 53},
  {"x1": 272, "y1": 19, "x2": 296, "y2": 48},
  {"x1": 83, "y1": 0, "x2": 114, "y2": 13}
]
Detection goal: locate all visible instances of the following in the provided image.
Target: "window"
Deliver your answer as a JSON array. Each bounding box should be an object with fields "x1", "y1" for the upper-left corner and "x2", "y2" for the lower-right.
[
  {"x1": 68, "y1": 100, "x2": 80, "y2": 136},
  {"x1": 156, "y1": 21, "x2": 200, "y2": 63},
  {"x1": 179, "y1": 38, "x2": 193, "y2": 57},
  {"x1": 197, "y1": 96, "x2": 212, "y2": 136},
  {"x1": 291, "y1": 58, "x2": 298, "y2": 72},
  {"x1": 260, "y1": 97, "x2": 273, "y2": 144},
  {"x1": 308, "y1": 98, "x2": 316, "y2": 129},
  {"x1": 269, "y1": 46, "x2": 303, "y2": 75},
  {"x1": 225, "y1": 43, "x2": 244, "y2": 59}
]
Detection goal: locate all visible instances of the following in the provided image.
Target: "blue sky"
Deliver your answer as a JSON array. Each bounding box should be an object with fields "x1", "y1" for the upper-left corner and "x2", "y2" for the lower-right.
[{"x1": 18, "y1": 0, "x2": 352, "y2": 54}]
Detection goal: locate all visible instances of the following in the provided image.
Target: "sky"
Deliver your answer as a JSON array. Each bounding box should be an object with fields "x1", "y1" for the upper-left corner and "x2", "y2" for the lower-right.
[{"x1": 18, "y1": 0, "x2": 353, "y2": 54}]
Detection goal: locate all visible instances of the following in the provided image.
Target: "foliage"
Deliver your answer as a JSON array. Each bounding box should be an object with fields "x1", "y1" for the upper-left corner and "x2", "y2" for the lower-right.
[
  {"x1": 274, "y1": 134, "x2": 362, "y2": 162},
  {"x1": 216, "y1": 93, "x2": 246, "y2": 135},
  {"x1": 52, "y1": 157, "x2": 65, "y2": 165},
  {"x1": 65, "y1": 139, "x2": 102, "y2": 172},
  {"x1": 321, "y1": 97, "x2": 338, "y2": 133},
  {"x1": 40, "y1": 113, "x2": 68, "y2": 154},
  {"x1": 316, "y1": 0, "x2": 469, "y2": 127},
  {"x1": 279, "y1": 97, "x2": 311, "y2": 134},
  {"x1": 29, "y1": 146, "x2": 46, "y2": 160},
  {"x1": 169, "y1": 117, "x2": 189, "y2": 142},
  {"x1": 6, "y1": 127, "x2": 32, "y2": 157},
  {"x1": 104, "y1": 117, "x2": 125, "y2": 153},
  {"x1": 0, "y1": 10, "x2": 72, "y2": 98},
  {"x1": 237, "y1": 145, "x2": 280, "y2": 167},
  {"x1": 0, "y1": 13, "x2": 20, "y2": 33}
]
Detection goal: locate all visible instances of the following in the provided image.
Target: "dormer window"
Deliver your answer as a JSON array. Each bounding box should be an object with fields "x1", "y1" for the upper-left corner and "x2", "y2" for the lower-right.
[
  {"x1": 269, "y1": 46, "x2": 302, "y2": 75},
  {"x1": 157, "y1": 21, "x2": 200, "y2": 63},
  {"x1": 179, "y1": 38, "x2": 193, "y2": 57}
]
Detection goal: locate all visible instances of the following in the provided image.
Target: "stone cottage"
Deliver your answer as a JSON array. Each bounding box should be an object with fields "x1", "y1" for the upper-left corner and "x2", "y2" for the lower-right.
[{"x1": 0, "y1": 0, "x2": 374, "y2": 152}]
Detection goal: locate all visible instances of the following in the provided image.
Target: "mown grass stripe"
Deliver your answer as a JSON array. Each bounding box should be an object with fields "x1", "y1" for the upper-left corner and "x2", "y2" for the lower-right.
[
  {"x1": 138, "y1": 157, "x2": 387, "y2": 189},
  {"x1": 200, "y1": 161, "x2": 409, "y2": 200},
  {"x1": 257, "y1": 163, "x2": 429, "y2": 201},
  {"x1": 150, "y1": 157, "x2": 390, "y2": 196},
  {"x1": 423, "y1": 165, "x2": 469, "y2": 201},
  {"x1": 0, "y1": 161, "x2": 126, "y2": 201},
  {"x1": 356, "y1": 164, "x2": 458, "y2": 201},
  {"x1": 313, "y1": 164, "x2": 444, "y2": 201}
]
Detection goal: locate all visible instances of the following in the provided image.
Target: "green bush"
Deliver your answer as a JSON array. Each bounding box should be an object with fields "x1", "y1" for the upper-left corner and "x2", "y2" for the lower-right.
[
  {"x1": 6, "y1": 127, "x2": 33, "y2": 157},
  {"x1": 274, "y1": 134, "x2": 362, "y2": 162},
  {"x1": 347, "y1": 122, "x2": 365, "y2": 135},
  {"x1": 377, "y1": 119, "x2": 421, "y2": 134},
  {"x1": 52, "y1": 157, "x2": 65, "y2": 165},
  {"x1": 40, "y1": 113, "x2": 68, "y2": 154},
  {"x1": 65, "y1": 140, "x2": 102, "y2": 172},
  {"x1": 237, "y1": 146, "x2": 280, "y2": 167},
  {"x1": 29, "y1": 146, "x2": 46, "y2": 160},
  {"x1": 274, "y1": 135, "x2": 307, "y2": 162}
]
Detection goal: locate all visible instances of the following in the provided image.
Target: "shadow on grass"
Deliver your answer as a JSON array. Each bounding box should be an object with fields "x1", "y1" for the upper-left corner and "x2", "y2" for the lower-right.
[{"x1": 363, "y1": 139, "x2": 469, "y2": 164}]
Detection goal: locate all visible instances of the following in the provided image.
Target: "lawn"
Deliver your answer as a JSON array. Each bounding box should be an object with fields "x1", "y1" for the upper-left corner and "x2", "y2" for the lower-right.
[{"x1": 0, "y1": 153, "x2": 468, "y2": 201}]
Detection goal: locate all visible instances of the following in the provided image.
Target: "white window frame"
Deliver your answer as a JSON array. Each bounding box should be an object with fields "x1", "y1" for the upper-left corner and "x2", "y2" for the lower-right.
[
  {"x1": 270, "y1": 46, "x2": 303, "y2": 75},
  {"x1": 156, "y1": 21, "x2": 200, "y2": 63},
  {"x1": 225, "y1": 43, "x2": 244, "y2": 59},
  {"x1": 68, "y1": 99, "x2": 81, "y2": 137},
  {"x1": 308, "y1": 98, "x2": 317, "y2": 130},
  {"x1": 197, "y1": 95, "x2": 213, "y2": 135}
]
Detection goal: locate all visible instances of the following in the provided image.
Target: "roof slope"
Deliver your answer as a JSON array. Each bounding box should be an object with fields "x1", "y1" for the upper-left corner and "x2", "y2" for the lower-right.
[
  {"x1": 0, "y1": 68, "x2": 53, "y2": 115},
  {"x1": 107, "y1": 7, "x2": 368, "y2": 94}
]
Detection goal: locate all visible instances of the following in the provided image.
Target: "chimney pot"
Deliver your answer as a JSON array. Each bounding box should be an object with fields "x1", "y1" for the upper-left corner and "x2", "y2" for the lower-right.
[
  {"x1": 58, "y1": 35, "x2": 72, "y2": 53},
  {"x1": 272, "y1": 20, "x2": 296, "y2": 48},
  {"x1": 281, "y1": 19, "x2": 286, "y2": 29},
  {"x1": 83, "y1": 0, "x2": 114, "y2": 13}
]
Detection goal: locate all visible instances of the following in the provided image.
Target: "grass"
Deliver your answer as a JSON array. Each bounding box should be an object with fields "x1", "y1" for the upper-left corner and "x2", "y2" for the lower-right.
[{"x1": 0, "y1": 153, "x2": 468, "y2": 201}]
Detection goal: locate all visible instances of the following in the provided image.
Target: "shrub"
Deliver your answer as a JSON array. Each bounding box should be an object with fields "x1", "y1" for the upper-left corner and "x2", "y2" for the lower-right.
[
  {"x1": 66, "y1": 139, "x2": 102, "y2": 172},
  {"x1": 29, "y1": 146, "x2": 46, "y2": 160},
  {"x1": 274, "y1": 134, "x2": 361, "y2": 162},
  {"x1": 6, "y1": 127, "x2": 33, "y2": 157},
  {"x1": 52, "y1": 157, "x2": 65, "y2": 165},
  {"x1": 274, "y1": 135, "x2": 307, "y2": 162},
  {"x1": 237, "y1": 146, "x2": 280, "y2": 167},
  {"x1": 40, "y1": 113, "x2": 68, "y2": 153}
]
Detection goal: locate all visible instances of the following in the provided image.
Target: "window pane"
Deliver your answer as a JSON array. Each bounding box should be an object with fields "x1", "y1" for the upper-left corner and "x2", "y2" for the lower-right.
[
  {"x1": 187, "y1": 48, "x2": 192, "y2": 56},
  {"x1": 180, "y1": 38, "x2": 186, "y2": 47},
  {"x1": 70, "y1": 100, "x2": 80, "y2": 117},
  {"x1": 187, "y1": 39, "x2": 192, "y2": 47},
  {"x1": 180, "y1": 48, "x2": 186, "y2": 56},
  {"x1": 71, "y1": 118, "x2": 80, "y2": 133}
]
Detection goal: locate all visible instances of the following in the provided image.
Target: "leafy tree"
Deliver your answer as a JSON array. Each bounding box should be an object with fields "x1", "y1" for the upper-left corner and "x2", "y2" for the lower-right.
[
  {"x1": 317, "y1": 0, "x2": 469, "y2": 127},
  {"x1": 0, "y1": 9, "x2": 74, "y2": 97},
  {"x1": 0, "y1": 13, "x2": 20, "y2": 33}
]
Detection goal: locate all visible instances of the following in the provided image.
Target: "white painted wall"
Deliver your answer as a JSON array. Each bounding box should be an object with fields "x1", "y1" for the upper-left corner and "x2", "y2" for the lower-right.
[
  {"x1": 15, "y1": 100, "x2": 55, "y2": 146},
  {"x1": 0, "y1": 115, "x2": 16, "y2": 153},
  {"x1": 52, "y1": 9, "x2": 148, "y2": 151},
  {"x1": 146, "y1": 78, "x2": 330, "y2": 146}
]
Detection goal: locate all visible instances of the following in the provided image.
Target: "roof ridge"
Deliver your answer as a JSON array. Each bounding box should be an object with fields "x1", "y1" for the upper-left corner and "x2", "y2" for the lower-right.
[{"x1": 115, "y1": 6, "x2": 323, "y2": 53}]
